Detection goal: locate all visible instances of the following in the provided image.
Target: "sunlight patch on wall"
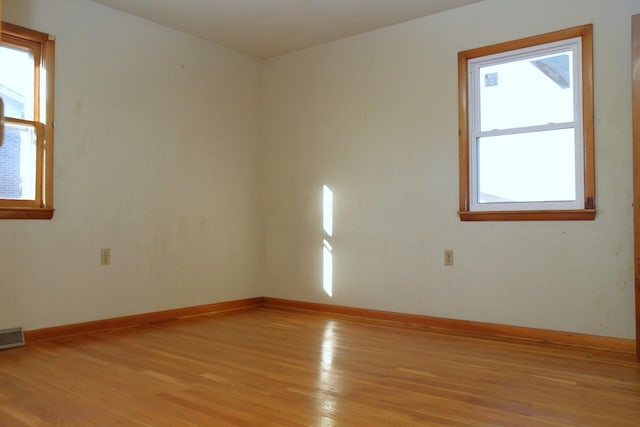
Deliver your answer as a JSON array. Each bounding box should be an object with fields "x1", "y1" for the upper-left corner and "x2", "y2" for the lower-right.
[
  {"x1": 323, "y1": 242, "x2": 333, "y2": 297},
  {"x1": 323, "y1": 185, "x2": 333, "y2": 237},
  {"x1": 323, "y1": 185, "x2": 333, "y2": 297}
]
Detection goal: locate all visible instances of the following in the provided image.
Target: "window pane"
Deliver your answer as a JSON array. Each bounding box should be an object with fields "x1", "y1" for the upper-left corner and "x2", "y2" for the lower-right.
[
  {"x1": 0, "y1": 122, "x2": 37, "y2": 200},
  {"x1": 0, "y1": 44, "x2": 35, "y2": 121},
  {"x1": 477, "y1": 129, "x2": 576, "y2": 203},
  {"x1": 479, "y1": 51, "x2": 574, "y2": 131}
]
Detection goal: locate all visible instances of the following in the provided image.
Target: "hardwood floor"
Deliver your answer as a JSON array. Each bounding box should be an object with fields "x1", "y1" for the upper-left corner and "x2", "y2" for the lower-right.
[{"x1": 0, "y1": 308, "x2": 638, "y2": 426}]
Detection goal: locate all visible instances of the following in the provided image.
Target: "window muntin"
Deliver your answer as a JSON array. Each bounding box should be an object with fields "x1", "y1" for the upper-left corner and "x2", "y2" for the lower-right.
[
  {"x1": 0, "y1": 22, "x2": 54, "y2": 219},
  {"x1": 458, "y1": 25, "x2": 594, "y2": 221}
]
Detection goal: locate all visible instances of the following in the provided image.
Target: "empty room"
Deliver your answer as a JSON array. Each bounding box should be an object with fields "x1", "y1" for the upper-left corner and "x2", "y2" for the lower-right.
[{"x1": 1, "y1": 0, "x2": 640, "y2": 425}]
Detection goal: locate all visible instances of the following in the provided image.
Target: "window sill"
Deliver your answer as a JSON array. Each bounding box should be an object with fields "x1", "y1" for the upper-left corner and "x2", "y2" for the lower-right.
[
  {"x1": 459, "y1": 209, "x2": 596, "y2": 221},
  {"x1": 0, "y1": 207, "x2": 55, "y2": 220}
]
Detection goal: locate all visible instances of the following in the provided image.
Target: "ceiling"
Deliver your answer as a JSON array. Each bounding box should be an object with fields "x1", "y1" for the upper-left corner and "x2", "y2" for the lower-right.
[{"x1": 89, "y1": 0, "x2": 483, "y2": 58}]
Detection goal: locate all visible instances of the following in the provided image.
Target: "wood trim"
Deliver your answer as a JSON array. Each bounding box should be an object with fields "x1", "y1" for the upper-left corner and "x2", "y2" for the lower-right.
[
  {"x1": 581, "y1": 24, "x2": 596, "y2": 210},
  {"x1": 632, "y1": 14, "x2": 640, "y2": 357},
  {"x1": 0, "y1": 207, "x2": 54, "y2": 219},
  {"x1": 459, "y1": 209, "x2": 596, "y2": 221},
  {"x1": 22, "y1": 296, "x2": 634, "y2": 354},
  {"x1": 460, "y1": 24, "x2": 593, "y2": 61},
  {"x1": 43, "y1": 32, "x2": 54, "y2": 209},
  {"x1": 262, "y1": 297, "x2": 635, "y2": 354},
  {"x1": 1, "y1": 21, "x2": 55, "y2": 218},
  {"x1": 1, "y1": 21, "x2": 48, "y2": 42},
  {"x1": 458, "y1": 24, "x2": 595, "y2": 221},
  {"x1": 24, "y1": 297, "x2": 262, "y2": 342},
  {"x1": 458, "y1": 51, "x2": 470, "y2": 213}
]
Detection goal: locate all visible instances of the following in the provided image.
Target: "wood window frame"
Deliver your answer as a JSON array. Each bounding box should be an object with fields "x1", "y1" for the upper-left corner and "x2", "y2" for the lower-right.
[
  {"x1": 0, "y1": 21, "x2": 55, "y2": 219},
  {"x1": 631, "y1": 14, "x2": 640, "y2": 357},
  {"x1": 458, "y1": 25, "x2": 595, "y2": 222}
]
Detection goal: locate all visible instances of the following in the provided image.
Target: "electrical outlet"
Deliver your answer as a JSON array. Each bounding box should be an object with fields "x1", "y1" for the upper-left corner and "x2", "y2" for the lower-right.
[
  {"x1": 100, "y1": 248, "x2": 111, "y2": 265},
  {"x1": 444, "y1": 249, "x2": 454, "y2": 266}
]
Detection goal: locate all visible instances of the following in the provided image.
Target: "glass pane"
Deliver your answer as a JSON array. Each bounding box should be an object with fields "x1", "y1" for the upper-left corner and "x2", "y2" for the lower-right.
[
  {"x1": 0, "y1": 44, "x2": 35, "y2": 121},
  {"x1": 477, "y1": 129, "x2": 576, "y2": 203},
  {"x1": 479, "y1": 51, "x2": 574, "y2": 131},
  {"x1": 0, "y1": 122, "x2": 37, "y2": 200}
]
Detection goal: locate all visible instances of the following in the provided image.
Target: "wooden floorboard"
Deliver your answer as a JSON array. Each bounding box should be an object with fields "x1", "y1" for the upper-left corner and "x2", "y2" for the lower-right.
[{"x1": 0, "y1": 307, "x2": 638, "y2": 426}]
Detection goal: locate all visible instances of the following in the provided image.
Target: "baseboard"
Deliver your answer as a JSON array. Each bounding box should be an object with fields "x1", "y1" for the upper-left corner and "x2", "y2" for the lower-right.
[
  {"x1": 262, "y1": 297, "x2": 636, "y2": 354},
  {"x1": 24, "y1": 297, "x2": 262, "y2": 343},
  {"x1": 23, "y1": 296, "x2": 635, "y2": 354}
]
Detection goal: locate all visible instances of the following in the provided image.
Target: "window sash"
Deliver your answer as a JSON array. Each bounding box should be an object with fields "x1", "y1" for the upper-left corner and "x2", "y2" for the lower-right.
[
  {"x1": 1, "y1": 33, "x2": 42, "y2": 123},
  {"x1": 469, "y1": 122, "x2": 585, "y2": 212},
  {"x1": 0, "y1": 117, "x2": 44, "y2": 208}
]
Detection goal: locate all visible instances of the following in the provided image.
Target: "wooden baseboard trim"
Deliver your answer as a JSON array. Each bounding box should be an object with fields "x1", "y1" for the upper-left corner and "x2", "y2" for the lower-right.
[
  {"x1": 261, "y1": 297, "x2": 636, "y2": 354},
  {"x1": 23, "y1": 296, "x2": 635, "y2": 354},
  {"x1": 24, "y1": 297, "x2": 262, "y2": 343}
]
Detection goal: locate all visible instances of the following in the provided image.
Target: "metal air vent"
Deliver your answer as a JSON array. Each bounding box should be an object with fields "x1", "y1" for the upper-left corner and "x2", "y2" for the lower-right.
[{"x1": 0, "y1": 327, "x2": 25, "y2": 350}]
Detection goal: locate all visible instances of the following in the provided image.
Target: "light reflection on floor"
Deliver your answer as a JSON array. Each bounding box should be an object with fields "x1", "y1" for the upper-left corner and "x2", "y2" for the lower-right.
[{"x1": 317, "y1": 320, "x2": 338, "y2": 426}]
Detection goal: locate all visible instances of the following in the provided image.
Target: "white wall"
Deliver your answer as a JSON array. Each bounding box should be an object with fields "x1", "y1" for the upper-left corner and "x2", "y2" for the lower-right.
[
  {"x1": 3, "y1": 0, "x2": 639, "y2": 340},
  {"x1": 262, "y1": 0, "x2": 640, "y2": 339},
  {"x1": 1, "y1": 0, "x2": 263, "y2": 330}
]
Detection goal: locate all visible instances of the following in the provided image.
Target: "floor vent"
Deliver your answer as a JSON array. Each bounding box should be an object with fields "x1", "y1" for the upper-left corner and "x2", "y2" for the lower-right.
[{"x1": 0, "y1": 327, "x2": 25, "y2": 350}]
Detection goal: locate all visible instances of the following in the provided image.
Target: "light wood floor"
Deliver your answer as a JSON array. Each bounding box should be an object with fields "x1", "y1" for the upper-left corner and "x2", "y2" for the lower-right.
[{"x1": 0, "y1": 307, "x2": 638, "y2": 426}]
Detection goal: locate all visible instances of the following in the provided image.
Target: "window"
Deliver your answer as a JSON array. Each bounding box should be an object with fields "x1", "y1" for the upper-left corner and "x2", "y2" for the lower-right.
[
  {"x1": 0, "y1": 22, "x2": 55, "y2": 219},
  {"x1": 458, "y1": 25, "x2": 594, "y2": 221}
]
